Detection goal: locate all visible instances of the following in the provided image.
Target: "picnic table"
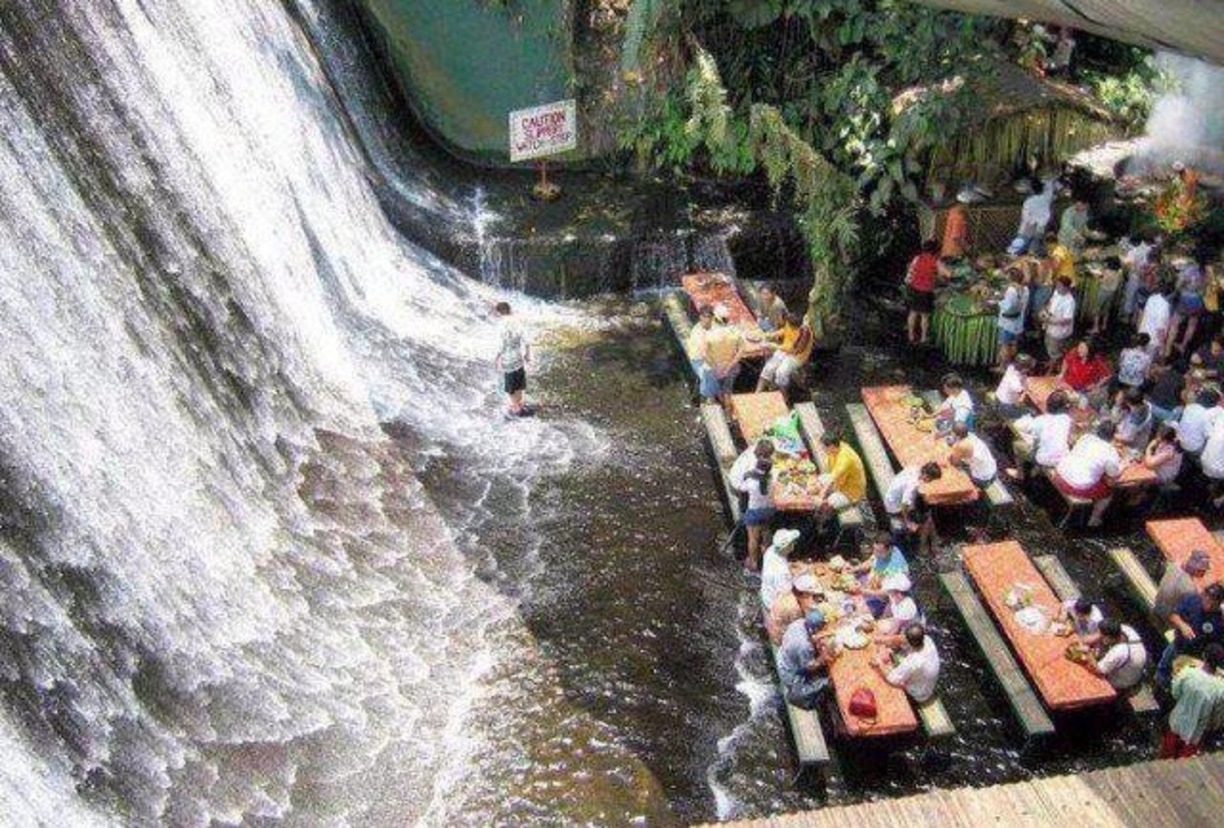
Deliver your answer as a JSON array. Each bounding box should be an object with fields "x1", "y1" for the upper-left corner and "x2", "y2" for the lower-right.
[
  {"x1": 729, "y1": 392, "x2": 824, "y2": 512},
  {"x1": 680, "y1": 272, "x2": 770, "y2": 358},
  {"x1": 860, "y1": 385, "x2": 978, "y2": 505},
  {"x1": 1021, "y1": 376, "x2": 1158, "y2": 488},
  {"x1": 792, "y1": 560, "x2": 919, "y2": 737},
  {"x1": 962, "y1": 541, "x2": 1117, "y2": 711},
  {"x1": 1147, "y1": 518, "x2": 1224, "y2": 586}
]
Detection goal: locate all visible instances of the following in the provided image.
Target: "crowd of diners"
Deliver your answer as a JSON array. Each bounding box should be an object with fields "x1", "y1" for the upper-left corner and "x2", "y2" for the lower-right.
[
  {"x1": 904, "y1": 173, "x2": 1224, "y2": 527},
  {"x1": 682, "y1": 168, "x2": 1224, "y2": 745}
]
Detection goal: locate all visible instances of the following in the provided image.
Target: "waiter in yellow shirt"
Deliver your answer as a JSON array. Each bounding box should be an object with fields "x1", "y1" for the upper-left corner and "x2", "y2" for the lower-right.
[{"x1": 814, "y1": 432, "x2": 866, "y2": 518}]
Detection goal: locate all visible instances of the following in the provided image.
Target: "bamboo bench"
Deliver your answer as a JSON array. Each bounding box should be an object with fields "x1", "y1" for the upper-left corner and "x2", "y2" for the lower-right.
[
  {"x1": 701, "y1": 401, "x2": 831, "y2": 769},
  {"x1": 701, "y1": 402, "x2": 743, "y2": 524},
  {"x1": 940, "y1": 569, "x2": 1056, "y2": 741},
  {"x1": 793, "y1": 402, "x2": 865, "y2": 546},
  {"x1": 661, "y1": 291, "x2": 696, "y2": 385},
  {"x1": 1032, "y1": 554, "x2": 1160, "y2": 715},
  {"x1": 768, "y1": 643, "x2": 831, "y2": 770}
]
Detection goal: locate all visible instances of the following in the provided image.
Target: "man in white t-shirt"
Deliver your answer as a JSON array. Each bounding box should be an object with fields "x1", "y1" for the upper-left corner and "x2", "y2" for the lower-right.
[
  {"x1": 994, "y1": 354, "x2": 1035, "y2": 420},
  {"x1": 1084, "y1": 619, "x2": 1147, "y2": 691},
  {"x1": 874, "y1": 623, "x2": 941, "y2": 703},
  {"x1": 1178, "y1": 388, "x2": 1222, "y2": 458},
  {"x1": 1139, "y1": 282, "x2": 1175, "y2": 355},
  {"x1": 1011, "y1": 388, "x2": 1073, "y2": 479},
  {"x1": 494, "y1": 301, "x2": 531, "y2": 416},
  {"x1": 1201, "y1": 414, "x2": 1224, "y2": 508},
  {"x1": 730, "y1": 439, "x2": 774, "y2": 491},
  {"x1": 1042, "y1": 277, "x2": 1076, "y2": 363},
  {"x1": 1054, "y1": 421, "x2": 1122, "y2": 527},
  {"x1": 883, "y1": 462, "x2": 942, "y2": 551}
]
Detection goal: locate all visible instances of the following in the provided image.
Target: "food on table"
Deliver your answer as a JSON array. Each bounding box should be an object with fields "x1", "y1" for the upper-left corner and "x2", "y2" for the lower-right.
[
  {"x1": 835, "y1": 627, "x2": 870, "y2": 650},
  {"x1": 1064, "y1": 641, "x2": 1092, "y2": 664},
  {"x1": 1050, "y1": 621, "x2": 1073, "y2": 637},
  {"x1": 827, "y1": 555, "x2": 848, "y2": 572}
]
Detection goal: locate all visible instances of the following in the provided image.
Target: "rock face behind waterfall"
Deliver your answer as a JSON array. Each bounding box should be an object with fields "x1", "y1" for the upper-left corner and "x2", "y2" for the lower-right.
[{"x1": 0, "y1": 1, "x2": 540, "y2": 824}]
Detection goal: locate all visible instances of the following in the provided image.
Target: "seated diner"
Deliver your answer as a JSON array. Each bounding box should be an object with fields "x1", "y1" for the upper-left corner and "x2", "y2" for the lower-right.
[{"x1": 1052, "y1": 420, "x2": 1122, "y2": 528}]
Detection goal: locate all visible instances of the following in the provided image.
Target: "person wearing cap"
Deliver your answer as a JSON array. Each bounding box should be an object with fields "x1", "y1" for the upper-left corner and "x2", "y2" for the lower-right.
[
  {"x1": 1057, "y1": 596, "x2": 1104, "y2": 646},
  {"x1": 766, "y1": 574, "x2": 824, "y2": 645},
  {"x1": 873, "y1": 573, "x2": 923, "y2": 640},
  {"x1": 1162, "y1": 643, "x2": 1224, "y2": 759},
  {"x1": 1079, "y1": 618, "x2": 1146, "y2": 691},
  {"x1": 1158, "y1": 582, "x2": 1224, "y2": 686},
  {"x1": 759, "y1": 528, "x2": 802, "y2": 611},
  {"x1": 697, "y1": 304, "x2": 745, "y2": 403},
  {"x1": 756, "y1": 311, "x2": 814, "y2": 394},
  {"x1": 856, "y1": 533, "x2": 909, "y2": 616},
  {"x1": 1155, "y1": 551, "x2": 1213, "y2": 623},
  {"x1": 873, "y1": 622, "x2": 941, "y2": 703},
  {"x1": 777, "y1": 609, "x2": 834, "y2": 709},
  {"x1": 814, "y1": 432, "x2": 866, "y2": 518}
]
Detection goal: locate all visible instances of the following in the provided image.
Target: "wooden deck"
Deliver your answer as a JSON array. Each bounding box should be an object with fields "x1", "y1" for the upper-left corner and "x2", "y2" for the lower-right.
[{"x1": 700, "y1": 753, "x2": 1224, "y2": 828}]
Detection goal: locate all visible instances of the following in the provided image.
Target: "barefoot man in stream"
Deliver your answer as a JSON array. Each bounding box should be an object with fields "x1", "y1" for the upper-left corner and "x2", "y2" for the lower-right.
[{"x1": 494, "y1": 301, "x2": 531, "y2": 417}]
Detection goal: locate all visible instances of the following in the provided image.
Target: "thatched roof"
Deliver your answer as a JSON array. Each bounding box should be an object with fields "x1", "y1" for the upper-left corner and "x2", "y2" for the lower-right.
[
  {"x1": 893, "y1": 60, "x2": 1120, "y2": 184},
  {"x1": 891, "y1": 59, "x2": 1115, "y2": 126}
]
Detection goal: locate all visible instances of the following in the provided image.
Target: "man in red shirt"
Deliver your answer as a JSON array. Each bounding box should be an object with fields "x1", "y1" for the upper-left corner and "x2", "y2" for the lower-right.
[{"x1": 905, "y1": 239, "x2": 944, "y2": 345}]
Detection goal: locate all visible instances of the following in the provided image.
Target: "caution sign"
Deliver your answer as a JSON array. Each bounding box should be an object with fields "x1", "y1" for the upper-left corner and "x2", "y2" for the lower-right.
[{"x1": 509, "y1": 99, "x2": 577, "y2": 163}]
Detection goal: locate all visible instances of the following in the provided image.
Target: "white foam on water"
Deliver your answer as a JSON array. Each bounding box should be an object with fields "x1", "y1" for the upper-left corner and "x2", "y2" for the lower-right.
[{"x1": 0, "y1": 0, "x2": 617, "y2": 825}]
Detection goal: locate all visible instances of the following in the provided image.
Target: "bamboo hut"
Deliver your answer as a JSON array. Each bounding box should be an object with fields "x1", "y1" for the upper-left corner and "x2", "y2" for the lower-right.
[
  {"x1": 899, "y1": 59, "x2": 1120, "y2": 251},
  {"x1": 895, "y1": 59, "x2": 1119, "y2": 197}
]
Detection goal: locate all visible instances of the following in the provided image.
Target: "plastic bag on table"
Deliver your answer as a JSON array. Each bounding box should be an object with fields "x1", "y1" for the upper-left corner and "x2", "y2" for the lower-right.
[{"x1": 766, "y1": 411, "x2": 805, "y2": 457}]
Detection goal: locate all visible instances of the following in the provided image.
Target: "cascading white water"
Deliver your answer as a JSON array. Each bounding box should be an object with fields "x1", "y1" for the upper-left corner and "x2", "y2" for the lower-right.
[{"x1": 0, "y1": 1, "x2": 631, "y2": 825}]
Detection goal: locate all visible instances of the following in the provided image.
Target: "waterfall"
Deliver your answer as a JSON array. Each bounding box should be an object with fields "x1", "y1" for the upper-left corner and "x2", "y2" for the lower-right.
[{"x1": 0, "y1": 0, "x2": 621, "y2": 824}]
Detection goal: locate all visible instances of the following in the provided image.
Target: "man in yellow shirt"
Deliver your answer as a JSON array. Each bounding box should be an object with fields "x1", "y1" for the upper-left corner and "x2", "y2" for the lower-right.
[
  {"x1": 815, "y1": 432, "x2": 866, "y2": 517},
  {"x1": 756, "y1": 312, "x2": 814, "y2": 392},
  {"x1": 1045, "y1": 232, "x2": 1077, "y2": 287}
]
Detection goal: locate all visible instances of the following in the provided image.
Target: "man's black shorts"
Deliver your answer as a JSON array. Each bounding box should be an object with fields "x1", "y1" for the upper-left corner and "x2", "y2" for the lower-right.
[{"x1": 504, "y1": 367, "x2": 526, "y2": 394}]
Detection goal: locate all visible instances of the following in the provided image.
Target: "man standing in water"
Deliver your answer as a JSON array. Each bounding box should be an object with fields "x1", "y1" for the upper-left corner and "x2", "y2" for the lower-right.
[{"x1": 494, "y1": 301, "x2": 531, "y2": 417}]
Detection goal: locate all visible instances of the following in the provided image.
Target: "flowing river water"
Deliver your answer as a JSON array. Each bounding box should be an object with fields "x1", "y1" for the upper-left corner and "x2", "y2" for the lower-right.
[{"x1": 0, "y1": 1, "x2": 1180, "y2": 826}]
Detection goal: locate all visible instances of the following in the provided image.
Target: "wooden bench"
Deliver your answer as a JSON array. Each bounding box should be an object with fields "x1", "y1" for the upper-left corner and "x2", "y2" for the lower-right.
[
  {"x1": 793, "y1": 402, "x2": 865, "y2": 544},
  {"x1": 1032, "y1": 554, "x2": 1160, "y2": 715},
  {"x1": 1106, "y1": 547, "x2": 1160, "y2": 620},
  {"x1": 767, "y1": 643, "x2": 831, "y2": 770},
  {"x1": 661, "y1": 291, "x2": 696, "y2": 381},
  {"x1": 701, "y1": 403, "x2": 742, "y2": 523},
  {"x1": 918, "y1": 390, "x2": 1014, "y2": 508},
  {"x1": 846, "y1": 402, "x2": 897, "y2": 497},
  {"x1": 703, "y1": 402, "x2": 831, "y2": 768},
  {"x1": 940, "y1": 570, "x2": 1056, "y2": 740},
  {"x1": 1034, "y1": 466, "x2": 1093, "y2": 529}
]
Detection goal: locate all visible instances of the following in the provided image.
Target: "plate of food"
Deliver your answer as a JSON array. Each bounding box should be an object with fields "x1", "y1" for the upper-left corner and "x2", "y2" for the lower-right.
[{"x1": 835, "y1": 627, "x2": 870, "y2": 650}]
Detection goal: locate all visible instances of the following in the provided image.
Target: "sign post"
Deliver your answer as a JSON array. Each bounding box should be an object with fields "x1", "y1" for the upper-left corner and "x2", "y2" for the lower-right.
[{"x1": 509, "y1": 99, "x2": 577, "y2": 201}]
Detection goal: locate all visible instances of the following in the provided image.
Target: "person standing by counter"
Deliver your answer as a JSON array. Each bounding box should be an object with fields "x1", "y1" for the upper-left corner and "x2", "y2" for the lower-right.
[
  {"x1": 904, "y1": 239, "x2": 944, "y2": 345},
  {"x1": 995, "y1": 267, "x2": 1030, "y2": 370}
]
